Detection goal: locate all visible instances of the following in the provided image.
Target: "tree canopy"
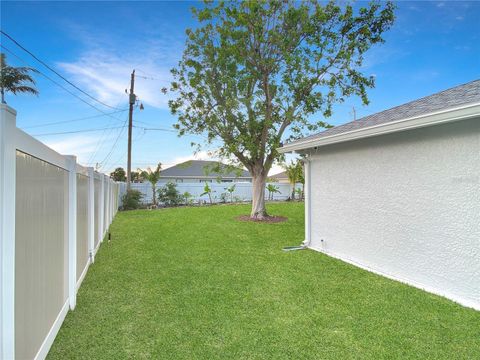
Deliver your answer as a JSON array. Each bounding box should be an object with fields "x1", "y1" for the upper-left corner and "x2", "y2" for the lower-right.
[
  {"x1": 110, "y1": 167, "x2": 127, "y2": 182},
  {"x1": 0, "y1": 53, "x2": 39, "y2": 103},
  {"x1": 168, "y1": 0, "x2": 395, "y2": 218}
]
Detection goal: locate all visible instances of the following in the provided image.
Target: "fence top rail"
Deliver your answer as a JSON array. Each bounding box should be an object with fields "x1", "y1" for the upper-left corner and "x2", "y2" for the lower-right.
[
  {"x1": 9, "y1": 113, "x2": 110, "y2": 179},
  {"x1": 76, "y1": 164, "x2": 89, "y2": 176},
  {"x1": 15, "y1": 127, "x2": 69, "y2": 170}
]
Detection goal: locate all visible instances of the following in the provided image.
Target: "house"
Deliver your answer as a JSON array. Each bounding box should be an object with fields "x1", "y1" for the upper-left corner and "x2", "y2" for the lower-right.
[
  {"x1": 279, "y1": 80, "x2": 480, "y2": 310},
  {"x1": 268, "y1": 170, "x2": 290, "y2": 183},
  {"x1": 159, "y1": 160, "x2": 252, "y2": 183}
]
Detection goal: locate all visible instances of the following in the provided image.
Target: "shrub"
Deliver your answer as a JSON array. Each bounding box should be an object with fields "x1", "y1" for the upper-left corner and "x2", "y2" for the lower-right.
[
  {"x1": 182, "y1": 191, "x2": 194, "y2": 206},
  {"x1": 121, "y1": 190, "x2": 143, "y2": 210},
  {"x1": 225, "y1": 184, "x2": 236, "y2": 203},
  {"x1": 219, "y1": 192, "x2": 228, "y2": 203},
  {"x1": 295, "y1": 188, "x2": 303, "y2": 200},
  {"x1": 158, "y1": 182, "x2": 182, "y2": 206},
  {"x1": 200, "y1": 183, "x2": 214, "y2": 204}
]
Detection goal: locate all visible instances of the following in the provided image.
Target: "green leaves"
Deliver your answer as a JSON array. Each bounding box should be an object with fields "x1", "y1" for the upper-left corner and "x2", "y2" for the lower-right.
[
  {"x1": 1, "y1": 52, "x2": 39, "y2": 102},
  {"x1": 167, "y1": 0, "x2": 395, "y2": 175}
]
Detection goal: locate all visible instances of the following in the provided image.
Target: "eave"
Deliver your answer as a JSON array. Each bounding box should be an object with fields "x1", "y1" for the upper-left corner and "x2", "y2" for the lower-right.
[{"x1": 279, "y1": 102, "x2": 480, "y2": 153}]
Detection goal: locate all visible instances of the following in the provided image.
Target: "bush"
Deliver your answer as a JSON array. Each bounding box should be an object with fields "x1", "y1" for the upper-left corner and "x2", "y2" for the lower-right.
[
  {"x1": 121, "y1": 190, "x2": 143, "y2": 210},
  {"x1": 182, "y1": 192, "x2": 195, "y2": 205},
  {"x1": 219, "y1": 192, "x2": 228, "y2": 203},
  {"x1": 158, "y1": 182, "x2": 182, "y2": 206}
]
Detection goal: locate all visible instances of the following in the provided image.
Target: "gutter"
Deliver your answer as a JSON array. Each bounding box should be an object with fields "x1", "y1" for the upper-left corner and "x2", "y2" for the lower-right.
[{"x1": 279, "y1": 102, "x2": 480, "y2": 153}]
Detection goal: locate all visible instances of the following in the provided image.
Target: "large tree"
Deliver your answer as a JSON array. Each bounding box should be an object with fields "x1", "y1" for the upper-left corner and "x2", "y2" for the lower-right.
[
  {"x1": 110, "y1": 167, "x2": 127, "y2": 182},
  {"x1": 168, "y1": 0, "x2": 395, "y2": 219},
  {"x1": 0, "y1": 53, "x2": 39, "y2": 103}
]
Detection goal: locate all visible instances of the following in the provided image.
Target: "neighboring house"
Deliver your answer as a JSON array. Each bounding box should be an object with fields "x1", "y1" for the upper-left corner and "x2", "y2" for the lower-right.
[
  {"x1": 279, "y1": 80, "x2": 480, "y2": 310},
  {"x1": 268, "y1": 171, "x2": 290, "y2": 183},
  {"x1": 159, "y1": 160, "x2": 252, "y2": 183}
]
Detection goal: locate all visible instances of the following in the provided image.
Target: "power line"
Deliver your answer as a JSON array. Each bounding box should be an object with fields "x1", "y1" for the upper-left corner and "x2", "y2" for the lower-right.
[
  {"x1": 32, "y1": 126, "x2": 126, "y2": 136},
  {"x1": 2, "y1": 43, "x2": 134, "y2": 170},
  {"x1": 96, "y1": 127, "x2": 146, "y2": 171},
  {"x1": 96, "y1": 119, "x2": 129, "y2": 169},
  {"x1": 133, "y1": 126, "x2": 177, "y2": 133},
  {"x1": 22, "y1": 109, "x2": 128, "y2": 129},
  {"x1": 1, "y1": 45, "x2": 127, "y2": 122},
  {"x1": 136, "y1": 68, "x2": 170, "y2": 83},
  {"x1": 1, "y1": 30, "x2": 123, "y2": 111},
  {"x1": 87, "y1": 112, "x2": 129, "y2": 165}
]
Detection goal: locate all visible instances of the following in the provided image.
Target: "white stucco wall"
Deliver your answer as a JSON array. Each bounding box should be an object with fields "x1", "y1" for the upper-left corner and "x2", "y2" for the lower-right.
[{"x1": 308, "y1": 118, "x2": 480, "y2": 310}]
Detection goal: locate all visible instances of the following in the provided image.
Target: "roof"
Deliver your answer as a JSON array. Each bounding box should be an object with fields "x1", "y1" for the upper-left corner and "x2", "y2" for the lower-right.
[
  {"x1": 161, "y1": 160, "x2": 251, "y2": 178},
  {"x1": 269, "y1": 171, "x2": 288, "y2": 179},
  {"x1": 280, "y1": 79, "x2": 480, "y2": 152}
]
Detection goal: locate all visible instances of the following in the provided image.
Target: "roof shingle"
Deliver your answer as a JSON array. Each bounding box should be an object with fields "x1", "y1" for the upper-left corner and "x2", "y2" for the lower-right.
[
  {"x1": 285, "y1": 79, "x2": 480, "y2": 146},
  {"x1": 161, "y1": 160, "x2": 251, "y2": 178}
]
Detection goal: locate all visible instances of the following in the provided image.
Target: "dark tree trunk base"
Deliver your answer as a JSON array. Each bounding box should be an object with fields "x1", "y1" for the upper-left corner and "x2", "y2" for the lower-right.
[{"x1": 236, "y1": 215, "x2": 288, "y2": 223}]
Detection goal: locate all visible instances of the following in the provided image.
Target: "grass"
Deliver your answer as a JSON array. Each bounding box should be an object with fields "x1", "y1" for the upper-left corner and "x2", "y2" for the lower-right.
[{"x1": 48, "y1": 202, "x2": 480, "y2": 359}]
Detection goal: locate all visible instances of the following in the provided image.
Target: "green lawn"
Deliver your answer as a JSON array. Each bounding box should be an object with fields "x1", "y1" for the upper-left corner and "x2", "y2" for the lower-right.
[{"x1": 48, "y1": 202, "x2": 480, "y2": 359}]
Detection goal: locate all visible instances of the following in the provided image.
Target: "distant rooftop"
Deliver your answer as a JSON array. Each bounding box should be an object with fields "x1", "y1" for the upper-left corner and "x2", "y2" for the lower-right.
[
  {"x1": 283, "y1": 79, "x2": 480, "y2": 148},
  {"x1": 161, "y1": 160, "x2": 251, "y2": 178},
  {"x1": 269, "y1": 171, "x2": 288, "y2": 180}
]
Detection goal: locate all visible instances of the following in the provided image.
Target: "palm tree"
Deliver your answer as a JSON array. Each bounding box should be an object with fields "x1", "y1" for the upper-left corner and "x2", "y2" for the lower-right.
[
  {"x1": 1, "y1": 53, "x2": 39, "y2": 103},
  {"x1": 266, "y1": 184, "x2": 280, "y2": 201},
  {"x1": 283, "y1": 160, "x2": 303, "y2": 200},
  {"x1": 139, "y1": 163, "x2": 162, "y2": 205},
  {"x1": 201, "y1": 182, "x2": 214, "y2": 204}
]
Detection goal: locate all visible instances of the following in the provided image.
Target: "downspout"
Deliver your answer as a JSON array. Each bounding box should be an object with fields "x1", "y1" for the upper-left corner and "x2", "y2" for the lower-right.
[
  {"x1": 283, "y1": 154, "x2": 312, "y2": 251},
  {"x1": 302, "y1": 155, "x2": 312, "y2": 248}
]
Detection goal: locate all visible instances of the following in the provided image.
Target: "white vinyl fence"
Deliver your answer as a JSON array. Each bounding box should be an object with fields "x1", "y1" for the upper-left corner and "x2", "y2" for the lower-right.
[
  {"x1": 118, "y1": 181, "x2": 303, "y2": 206},
  {"x1": 0, "y1": 104, "x2": 119, "y2": 360}
]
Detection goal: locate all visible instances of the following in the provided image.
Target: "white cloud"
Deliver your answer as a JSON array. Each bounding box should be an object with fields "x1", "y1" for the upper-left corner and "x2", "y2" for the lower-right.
[
  {"x1": 56, "y1": 25, "x2": 182, "y2": 110},
  {"x1": 58, "y1": 50, "x2": 174, "y2": 110},
  {"x1": 43, "y1": 135, "x2": 103, "y2": 165}
]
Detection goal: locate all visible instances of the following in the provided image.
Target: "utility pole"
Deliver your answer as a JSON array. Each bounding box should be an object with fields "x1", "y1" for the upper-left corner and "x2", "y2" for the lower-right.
[
  {"x1": 352, "y1": 106, "x2": 357, "y2": 121},
  {"x1": 126, "y1": 70, "x2": 135, "y2": 190}
]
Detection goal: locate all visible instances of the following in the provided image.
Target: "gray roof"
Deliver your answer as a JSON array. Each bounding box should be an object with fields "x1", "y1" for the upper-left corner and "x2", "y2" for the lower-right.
[
  {"x1": 269, "y1": 171, "x2": 288, "y2": 179},
  {"x1": 285, "y1": 79, "x2": 480, "y2": 147},
  {"x1": 161, "y1": 160, "x2": 251, "y2": 178}
]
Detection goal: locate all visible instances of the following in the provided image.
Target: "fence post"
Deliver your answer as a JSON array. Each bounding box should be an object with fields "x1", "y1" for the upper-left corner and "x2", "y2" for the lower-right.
[
  {"x1": 0, "y1": 104, "x2": 17, "y2": 360},
  {"x1": 87, "y1": 167, "x2": 95, "y2": 263},
  {"x1": 110, "y1": 181, "x2": 114, "y2": 223},
  {"x1": 107, "y1": 178, "x2": 111, "y2": 227},
  {"x1": 66, "y1": 155, "x2": 77, "y2": 310},
  {"x1": 99, "y1": 174, "x2": 105, "y2": 241}
]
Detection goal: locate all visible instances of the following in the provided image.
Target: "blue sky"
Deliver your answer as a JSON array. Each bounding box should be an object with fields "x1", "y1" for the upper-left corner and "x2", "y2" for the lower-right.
[{"x1": 1, "y1": 1, "x2": 479, "y2": 175}]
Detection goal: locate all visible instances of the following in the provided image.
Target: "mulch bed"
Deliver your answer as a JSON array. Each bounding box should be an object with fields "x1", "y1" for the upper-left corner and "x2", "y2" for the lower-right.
[{"x1": 236, "y1": 215, "x2": 288, "y2": 223}]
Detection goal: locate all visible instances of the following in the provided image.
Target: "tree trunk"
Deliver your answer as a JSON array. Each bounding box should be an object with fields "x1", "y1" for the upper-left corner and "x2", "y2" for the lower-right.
[
  {"x1": 250, "y1": 173, "x2": 268, "y2": 219},
  {"x1": 152, "y1": 184, "x2": 156, "y2": 205}
]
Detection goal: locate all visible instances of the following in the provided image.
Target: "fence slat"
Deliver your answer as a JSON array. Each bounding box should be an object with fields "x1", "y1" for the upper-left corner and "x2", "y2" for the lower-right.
[
  {"x1": 0, "y1": 105, "x2": 120, "y2": 360},
  {"x1": 66, "y1": 155, "x2": 77, "y2": 310},
  {"x1": 1, "y1": 104, "x2": 17, "y2": 360}
]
